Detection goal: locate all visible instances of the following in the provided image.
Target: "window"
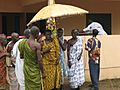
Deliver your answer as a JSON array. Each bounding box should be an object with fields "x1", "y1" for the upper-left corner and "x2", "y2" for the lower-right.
[{"x1": 86, "y1": 13, "x2": 111, "y2": 35}]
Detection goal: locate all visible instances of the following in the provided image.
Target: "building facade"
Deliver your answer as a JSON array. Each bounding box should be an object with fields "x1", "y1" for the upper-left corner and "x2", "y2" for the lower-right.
[{"x1": 0, "y1": 0, "x2": 120, "y2": 35}]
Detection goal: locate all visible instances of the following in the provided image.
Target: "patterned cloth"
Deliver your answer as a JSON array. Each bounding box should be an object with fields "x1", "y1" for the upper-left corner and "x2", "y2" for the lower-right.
[
  {"x1": 68, "y1": 37, "x2": 85, "y2": 88},
  {"x1": 42, "y1": 37, "x2": 62, "y2": 90},
  {"x1": 6, "y1": 41, "x2": 18, "y2": 90},
  {"x1": 59, "y1": 36, "x2": 67, "y2": 84},
  {"x1": 12, "y1": 39, "x2": 25, "y2": 90},
  {"x1": 86, "y1": 37, "x2": 101, "y2": 62},
  {"x1": 6, "y1": 41, "x2": 15, "y2": 66},
  {"x1": 18, "y1": 39, "x2": 42, "y2": 90},
  {"x1": 8, "y1": 67, "x2": 18, "y2": 90},
  {"x1": 0, "y1": 48, "x2": 6, "y2": 87}
]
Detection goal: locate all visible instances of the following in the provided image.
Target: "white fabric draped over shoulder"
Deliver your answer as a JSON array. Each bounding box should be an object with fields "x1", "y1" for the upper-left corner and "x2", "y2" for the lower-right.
[
  {"x1": 68, "y1": 37, "x2": 85, "y2": 88},
  {"x1": 12, "y1": 39, "x2": 25, "y2": 90}
]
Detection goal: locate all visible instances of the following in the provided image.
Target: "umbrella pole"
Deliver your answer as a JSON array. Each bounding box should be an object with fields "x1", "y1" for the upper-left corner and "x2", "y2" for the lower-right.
[{"x1": 48, "y1": 0, "x2": 55, "y2": 5}]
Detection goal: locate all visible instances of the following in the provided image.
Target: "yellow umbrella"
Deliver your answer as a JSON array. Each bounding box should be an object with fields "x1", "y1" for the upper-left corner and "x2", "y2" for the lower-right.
[{"x1": 27, "y1": 0, "x2": 89, "y2": 26}]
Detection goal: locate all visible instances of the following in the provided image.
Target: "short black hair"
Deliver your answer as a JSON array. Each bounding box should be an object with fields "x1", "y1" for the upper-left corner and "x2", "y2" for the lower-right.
[
  {"x1": 11, "y1": 32, "x2": 19, "y2": 37},
  {"x1": 93, "y1": 29, "x2": 99, "y2": 37},
  {"x1": 71, "y1": 29, "x2": 79, "y2": 34},
  {"x1": 24, "y1": 29, "x2": 30, "y2": 37},
  {"x1": 30, "y1": 26, "x2": 39, "y2": 36},
  {"x1": 45, "y1": 29, "x2": 52, "y2": 34},
  {"x1": 57, "y1": 28, "x2": 64, "y2": 31}
]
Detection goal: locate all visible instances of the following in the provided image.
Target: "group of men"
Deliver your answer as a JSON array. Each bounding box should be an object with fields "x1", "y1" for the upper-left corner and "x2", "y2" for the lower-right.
[
  {"x1": 0, "y1": 29, "x2": 31, "y2": 90},
  {"x1": 0, "y1": 25, "x2": 101, "y2": 90}
]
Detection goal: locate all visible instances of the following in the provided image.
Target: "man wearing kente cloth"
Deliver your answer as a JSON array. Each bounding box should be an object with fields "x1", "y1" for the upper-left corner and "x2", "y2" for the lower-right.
[
  {"x1": 41, "y1": 29, "x2": 62, "y2": 90},
  {"x1": 18, "y1": 26, "x2": 45, "y2": 90},
  {"x1": 6, "y1": 32, "x2": 19, "y2": 90},
  {"x1": 0, "y1": 34, "x2": 9, "y2": 90},
  {"x1": 12, "y1": 29, "x2": 30, "y2": 90}
]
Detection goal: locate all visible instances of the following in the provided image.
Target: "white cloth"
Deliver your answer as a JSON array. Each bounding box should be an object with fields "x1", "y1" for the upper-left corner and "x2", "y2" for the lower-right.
[
  {"x1": 12, "y1": 39, "x2": 25, "y2": 90},
  {"x1": 83, "y1": 22, "x2": 107, "y2": 35},
  {"x1": 68, "y1": 37, "x2": 85, "y2": 88}
]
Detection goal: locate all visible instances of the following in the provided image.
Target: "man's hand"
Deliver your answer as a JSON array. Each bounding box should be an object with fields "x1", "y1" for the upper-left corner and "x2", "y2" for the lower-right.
[
  {"x1": 10, "y1": 56, "x2": 16, "y2": 62},
  {"x1": 85, "y1": 43, "x2": 87, "y2": 49},
  {"x1": 4, "y1": 52, "x2": 10, "y2": 57},
  {"x1": 43, "y1": 48, "x2": 51, "y2": 54},
  {"x1": 68, "y1": 61, "x2": 72, "y2": 68},
  {"x1": 0, "y1": 52, "x2": 10, "y2": 59},
  {"x1": 42, "y1": 72, "x2": 46, "y2": 79},
  {"x1": 55, "y1": 59, "x2": 59, "y2": 65}
]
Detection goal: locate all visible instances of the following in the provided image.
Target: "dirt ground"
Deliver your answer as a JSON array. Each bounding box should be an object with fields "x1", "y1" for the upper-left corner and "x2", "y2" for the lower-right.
[
  {"x1": 64, "y1": 78, "x2": 120, "y2": 90},
  {"x1": 1, "y1": 78, "x2": 120, "y2": 90}
]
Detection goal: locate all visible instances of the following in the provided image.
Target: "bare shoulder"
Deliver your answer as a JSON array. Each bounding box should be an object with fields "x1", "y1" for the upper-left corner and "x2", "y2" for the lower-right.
[{"x1": 35, "y1": 42, "x2": 41, "y2": 49}]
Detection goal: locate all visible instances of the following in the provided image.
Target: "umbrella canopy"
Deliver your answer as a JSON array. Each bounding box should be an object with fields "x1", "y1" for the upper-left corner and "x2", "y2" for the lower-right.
[{"x1": 27, "y1": 2, "x2": 88, "y2": 26}]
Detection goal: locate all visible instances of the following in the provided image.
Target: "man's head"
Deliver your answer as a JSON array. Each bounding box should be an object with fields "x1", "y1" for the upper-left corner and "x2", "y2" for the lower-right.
[
  {"x1": 30, "y1": 26, "x2": 40, "y2": 39},
  {"x1": 11, "y1": 32, "x2": 19, "y2": 42},
  {"x1": 45, "y1": 29, "x2": 52, "y2": 40},
  {"x1": 71, "y1": 29, "x2": 79, "y2": 39},
  {"x1": 0, "y1": 34, "x2": 7, "y2": 45},
  {"x1": 57, "y1": 28, "x2": 64, "y2": 38},
  {"x1": 93, "y1": 29, "x2": 99, "y2": 37},
  {"x1": 24, "y1": 29, "x2": 31, "y2": 39}
]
